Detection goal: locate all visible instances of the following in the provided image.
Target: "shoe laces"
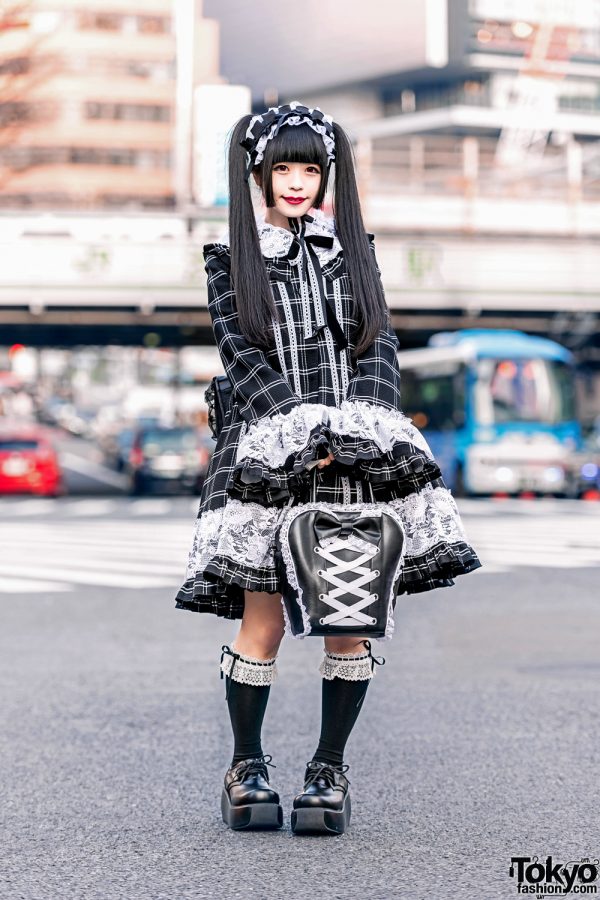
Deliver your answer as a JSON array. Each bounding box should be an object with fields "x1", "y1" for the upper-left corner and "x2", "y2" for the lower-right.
[
  {"x1": 304, "y1": 760, "x2": 350, "y2": 789},
  {"x1": 230, "y1": 754, "x2": 275, "y2": 784}
]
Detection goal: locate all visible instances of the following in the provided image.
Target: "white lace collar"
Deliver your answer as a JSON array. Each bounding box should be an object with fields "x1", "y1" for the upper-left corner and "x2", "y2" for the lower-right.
[{"x1": 218, "y1": 208, "x2": 343, "y2": 266}]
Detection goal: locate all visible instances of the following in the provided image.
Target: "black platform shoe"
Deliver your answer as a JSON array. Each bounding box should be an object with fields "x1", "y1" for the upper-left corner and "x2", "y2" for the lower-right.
[
  {"x1": 291, "y1": 760, "x2": 351, "y2": 835},
  {"x1": 221, "y1": 754, "x2": 283, "y2": 831}
]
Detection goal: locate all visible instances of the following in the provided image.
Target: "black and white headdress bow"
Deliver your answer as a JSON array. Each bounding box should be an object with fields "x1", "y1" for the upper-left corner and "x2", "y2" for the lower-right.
[{"x1": 240, "y1": 100, "x2": 335, "y2": 182}]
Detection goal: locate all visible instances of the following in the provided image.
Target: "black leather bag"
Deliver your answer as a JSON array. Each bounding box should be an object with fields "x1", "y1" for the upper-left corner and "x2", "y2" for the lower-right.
[
  {"x1": 273, "y1": 466, "x2": 406, "y2": 638},
  {"x1": 205, "y1": 374, "x2": 233, "y2": 440}
]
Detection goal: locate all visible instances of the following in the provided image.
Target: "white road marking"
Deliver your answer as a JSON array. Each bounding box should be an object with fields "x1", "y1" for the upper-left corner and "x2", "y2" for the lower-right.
[
  {"x1": 59, "y1": 452, "x2": 130, "y2": 488},
  {"x1": 0, "y1": 552, "x2": 184, "y2": 575},
  {"x1": 0, "y1": 501, "x2": 598, "y2": 595},
  {"x1": 0, "y1": 577, "x2": 74, "y2": 593},
  {"x1": 0, "y1": 498, "x2": 58, "y2": 516},
  {"x1": 0, "y1": 563, "x2": 175, "y2": 589},
  {"x1": 0, "y1": 537, "x2": 188, "y2": 559},
  {"x1": 0, "y1": 532, "x2": 190, "y2": 552},
  {"x1": 61, "y1": 499, "x2": 120, "y2": 516},
  {"x1": 128, "y1": 499, "x2": 173, "y2": 515}
]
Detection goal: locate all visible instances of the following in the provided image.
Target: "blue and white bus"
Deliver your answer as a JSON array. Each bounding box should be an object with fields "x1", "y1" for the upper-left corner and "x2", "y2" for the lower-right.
[{"x1": 396, "y1": 329, "x2": 581, "y2": 496}]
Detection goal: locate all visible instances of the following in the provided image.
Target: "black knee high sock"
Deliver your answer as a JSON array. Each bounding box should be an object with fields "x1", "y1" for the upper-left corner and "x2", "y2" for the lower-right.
[
  {"x1": 225, "y1": 676, "x2": 271, "y2": 765},
  {"x1": 312, "y1": 677, "x2": 370, "y2": 767}
]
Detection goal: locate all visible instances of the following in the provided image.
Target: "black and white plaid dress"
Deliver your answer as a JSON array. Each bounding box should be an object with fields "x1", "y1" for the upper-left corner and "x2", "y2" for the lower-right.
[{"x1": 175, "y1": 209, "x2": 481, "y2": 620}]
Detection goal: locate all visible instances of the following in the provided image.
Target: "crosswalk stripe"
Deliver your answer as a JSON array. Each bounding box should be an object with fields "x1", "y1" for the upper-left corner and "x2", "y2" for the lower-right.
[
  {"x1": 128, "y1": 499, "x2": 173, "y2": 515},
  {"x1": 0, "y1": 497, "x2": 198, "y2": 518},
  {"x1": 0, "y1": 501, "x2": 598, "y2": 594},
  {"x1": 478, "y1": 551, "x2": 600, "y2": 568},
  {"x1": 1, "y1": 498, "x2": 58, "y2": 515},
  {"x1": 0, "y1": 554, "x2": 185, "y2": 574},
  {"x1": 0, "y1": 577, "x2": 74, "y2": 593},
  {"x1": 0, "y1": 539, "x2": 187, "y2": 561},
  {"x1": 0, "y1": 563, "x2": 176, "y2": 589},
  {"x1": 61, "y1": 499, "x2": 120, "y2": 516},
  {"x1": 0, "y1": 527, "x2": 190, "y2": 540}
]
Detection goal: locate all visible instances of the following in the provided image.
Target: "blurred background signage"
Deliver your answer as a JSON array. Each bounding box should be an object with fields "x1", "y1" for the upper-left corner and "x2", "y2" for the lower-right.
[{"x1": 192, "y1": 83, "x2": 250, "y2": 206}]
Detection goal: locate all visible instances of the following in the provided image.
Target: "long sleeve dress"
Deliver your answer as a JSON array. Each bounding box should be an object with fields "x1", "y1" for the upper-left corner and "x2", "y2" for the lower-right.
[{"x1": 174, "y1": 209, "x2": 482, "y2": 622}]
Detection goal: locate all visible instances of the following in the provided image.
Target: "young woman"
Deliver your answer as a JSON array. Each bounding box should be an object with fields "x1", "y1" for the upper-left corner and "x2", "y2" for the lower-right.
[{"x1": 175, "y1": 101, "x2": 481, "y2": 835}]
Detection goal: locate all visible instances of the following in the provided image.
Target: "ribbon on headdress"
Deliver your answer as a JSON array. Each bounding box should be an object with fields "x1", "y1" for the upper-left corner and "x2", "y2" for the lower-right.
[{"x1": 241, "y1": 101, "x2": 336, "y2": 182}]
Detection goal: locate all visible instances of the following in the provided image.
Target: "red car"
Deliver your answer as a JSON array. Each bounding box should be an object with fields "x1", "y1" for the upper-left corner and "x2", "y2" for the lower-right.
[{"x1": 0, "y1": 427, "x2": 63, "y2": 497}]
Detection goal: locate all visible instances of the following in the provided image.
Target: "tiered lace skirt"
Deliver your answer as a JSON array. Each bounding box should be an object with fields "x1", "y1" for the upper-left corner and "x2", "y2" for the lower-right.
[{"x1": 174, "y1": 400, "x2": 482, "y2": 621}]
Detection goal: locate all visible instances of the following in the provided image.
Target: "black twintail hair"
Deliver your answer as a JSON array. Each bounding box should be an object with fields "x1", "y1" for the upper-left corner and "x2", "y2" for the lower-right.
[{"x1": 226, "y1": 112, "x2": 388, "y2": 360}]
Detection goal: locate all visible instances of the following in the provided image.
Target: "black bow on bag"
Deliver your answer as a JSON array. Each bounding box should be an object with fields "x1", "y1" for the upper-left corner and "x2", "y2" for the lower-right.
[{"x1": 273, "y1": 467, "x2": 406, "y2": 638}]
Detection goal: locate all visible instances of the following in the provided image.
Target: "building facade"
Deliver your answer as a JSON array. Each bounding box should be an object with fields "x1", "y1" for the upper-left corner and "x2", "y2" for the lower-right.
[{"x1": 0, "y1": 0, "x2": 220, "y2": 208}]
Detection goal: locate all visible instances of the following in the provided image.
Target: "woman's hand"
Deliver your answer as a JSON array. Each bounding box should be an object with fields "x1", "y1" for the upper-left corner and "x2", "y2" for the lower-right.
[{"x1": 317, "y1": 451, "x2": 335, "y2": 469}]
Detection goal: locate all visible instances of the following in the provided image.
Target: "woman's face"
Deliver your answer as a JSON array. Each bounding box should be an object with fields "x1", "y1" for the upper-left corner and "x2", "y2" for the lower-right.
[{"x1": 267, "y1": 160, "x2": 322, "y2": 220}]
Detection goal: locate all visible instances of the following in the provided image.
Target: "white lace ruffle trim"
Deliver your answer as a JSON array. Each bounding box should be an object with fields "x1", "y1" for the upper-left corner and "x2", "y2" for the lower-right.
[
  {"x1": 234, "y1": 399, "x2": 434, "y2": 471},
  {"x1": 185, "y1": 482, "x2": 473, "y2": 586},
  {"x1": 319, "y1": 650, "x2": 374, "y2": 681},
  {"x1": 219, "y1": 208, "x2": 343, "y2": 265},
  {"x1": 220, "y1": 646, "x2": 278, "y2": 685}
]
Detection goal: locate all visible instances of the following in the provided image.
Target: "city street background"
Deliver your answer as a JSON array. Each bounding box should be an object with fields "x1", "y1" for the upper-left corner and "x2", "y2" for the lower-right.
[
  {"x1": 2, "y1": 0, "x2": 600, "y2": 897},
  {"x1": 1, "y1": 496, "x2": 599, "y2": 899}
]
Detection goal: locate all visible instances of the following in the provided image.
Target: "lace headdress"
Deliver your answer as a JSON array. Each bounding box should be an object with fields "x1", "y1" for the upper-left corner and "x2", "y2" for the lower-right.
[{"x1": 240, "y1": 100, "x2": 335, "y2": 182}]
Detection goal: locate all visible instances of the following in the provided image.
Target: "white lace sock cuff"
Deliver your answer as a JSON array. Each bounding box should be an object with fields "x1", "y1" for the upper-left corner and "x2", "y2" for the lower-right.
[
  {"x1": 319, "y1": 648, "x2": 375, "y2": 682},
  {"x1": 220, "y1": 644, "x2": 278, "y2": 686}
]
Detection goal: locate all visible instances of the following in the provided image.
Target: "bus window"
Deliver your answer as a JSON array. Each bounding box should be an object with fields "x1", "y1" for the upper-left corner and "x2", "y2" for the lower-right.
[
  {"x1": 476, "y1": 358, "x2": 576, "y2": 424},
  {"x1": 401, "y1": 363, "x2": 465, "y2": 431}
]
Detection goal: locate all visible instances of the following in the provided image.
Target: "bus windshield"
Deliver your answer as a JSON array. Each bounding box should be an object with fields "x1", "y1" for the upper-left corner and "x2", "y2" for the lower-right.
[
  {"x1": 400, "y1": 361, "x2": 466, "y2": 431},
  {"x1": 475, "y1": 358, "x2": 576, "y2": 425}
]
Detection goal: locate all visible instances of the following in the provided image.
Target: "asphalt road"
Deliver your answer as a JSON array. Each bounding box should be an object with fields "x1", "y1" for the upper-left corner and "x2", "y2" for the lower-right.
[{"x1": 1, "y1": 499, "x2": 599, "y2": 900}]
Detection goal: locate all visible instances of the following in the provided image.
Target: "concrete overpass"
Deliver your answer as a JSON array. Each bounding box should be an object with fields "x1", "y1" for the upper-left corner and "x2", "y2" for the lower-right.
[{"x1": 0, "y1": 206, "x2": 598, "y2": 364}]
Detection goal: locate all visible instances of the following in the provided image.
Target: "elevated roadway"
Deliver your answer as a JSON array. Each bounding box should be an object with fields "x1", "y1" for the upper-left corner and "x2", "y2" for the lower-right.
[{"x1": 0, "y1": 206, "x2": 598, "y2": 363}]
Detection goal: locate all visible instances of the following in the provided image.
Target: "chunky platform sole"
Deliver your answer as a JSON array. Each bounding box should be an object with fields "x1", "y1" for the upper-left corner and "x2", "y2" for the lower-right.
[
  {"x1": 221, "y1": 789, "x2": 283, "y2": 830},
  {"x1": 291, "y1": 795, "x2": 351, "y2": 835}
]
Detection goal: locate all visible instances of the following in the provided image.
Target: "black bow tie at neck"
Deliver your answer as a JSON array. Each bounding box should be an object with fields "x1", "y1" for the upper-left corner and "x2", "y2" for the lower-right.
[{"x1": 285, "y1": 215, "x2": 348, "y2": 351}]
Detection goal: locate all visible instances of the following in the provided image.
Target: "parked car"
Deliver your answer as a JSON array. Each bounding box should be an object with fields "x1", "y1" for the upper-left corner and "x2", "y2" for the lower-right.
[
  {"x1": 101, "y1": 425, "x2": 137, "y2": 472},
  {"x1": 126, "y1": 425, "x2": 210, "y2": 495},
  {"x1": 0, "y1": 427, "x2": 64, "y2": 497}
]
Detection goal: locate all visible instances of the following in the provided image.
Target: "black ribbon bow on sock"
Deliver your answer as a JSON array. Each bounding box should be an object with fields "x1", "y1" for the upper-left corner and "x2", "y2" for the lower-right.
[{"x1": 355, "y1": 640, "x2": 386, "y2": 710}]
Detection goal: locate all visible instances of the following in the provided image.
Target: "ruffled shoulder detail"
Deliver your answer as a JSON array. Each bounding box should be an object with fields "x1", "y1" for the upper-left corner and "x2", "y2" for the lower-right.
[
  {"x1": 226, "y1": 400, "x2": 444, "y2": 505},
  {"x1": 203, "y1": 242, "x2": 231, "y2": 267}
]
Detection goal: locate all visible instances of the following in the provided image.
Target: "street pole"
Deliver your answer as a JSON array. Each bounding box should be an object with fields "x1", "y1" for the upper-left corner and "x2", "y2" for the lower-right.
[{"x1": 173, "y1": 0, "x2": 198, "y2": 222}]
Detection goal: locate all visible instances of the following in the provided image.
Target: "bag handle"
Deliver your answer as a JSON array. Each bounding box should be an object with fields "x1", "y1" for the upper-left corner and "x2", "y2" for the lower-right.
[
  {"x1": 308, "y1": 458, "x2": 375, "y2": 503},
  {"x1": 273, "y1": 455, "x2": 376, "y2": 550}
]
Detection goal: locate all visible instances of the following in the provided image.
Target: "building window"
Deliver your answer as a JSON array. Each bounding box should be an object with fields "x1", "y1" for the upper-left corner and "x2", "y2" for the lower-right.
[
  {"x1": 0, "y1": 102, "x2": 32, "y2": 124},
  {"x1": 78, "y1": 12, "x2": 123, "y2": 31},
  {"x1": 136, "y1": 15, "x2": 170, "y2": 34},
  {"x1": 0, "y1": 101, "x2": 57, "y2": 124},
  {"x1": 0, "y1": 57, "x2": 30, "y2": 76},
  {"x1": 85, "y1": 101, "x2": 171, "y2": 122},
  {"x1": 0, "y1": 146, "x2": 171, "y2": 169}
]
